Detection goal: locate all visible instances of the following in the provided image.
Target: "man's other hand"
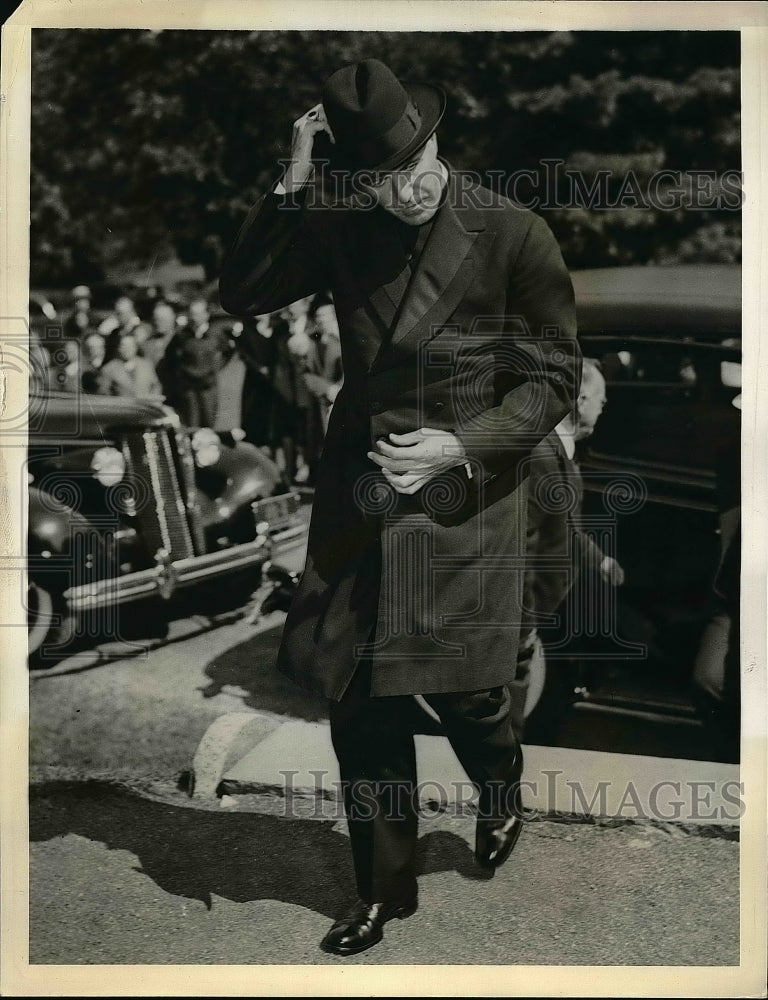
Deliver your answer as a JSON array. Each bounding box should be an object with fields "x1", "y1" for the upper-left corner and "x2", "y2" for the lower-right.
[{"x1": 367, "y1": 428, "x2": 467, "y2": 494}]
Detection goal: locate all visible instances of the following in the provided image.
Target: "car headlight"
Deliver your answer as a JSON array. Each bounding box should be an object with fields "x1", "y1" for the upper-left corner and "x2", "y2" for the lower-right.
[
  {"x1": 191, "y1": 427, "x2": 222, "y2": 468},
  {"x1": 91, "y1": 446, "x2": 126, "y2": 487},
  {"x1": 720, "y1": 360, "x2": 742, "y2": 389}
]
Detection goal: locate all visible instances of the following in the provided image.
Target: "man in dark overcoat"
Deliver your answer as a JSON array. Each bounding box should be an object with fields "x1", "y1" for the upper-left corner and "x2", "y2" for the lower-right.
[{"x1": 219, "y1": 58, "x2": 581, "y2": 956}]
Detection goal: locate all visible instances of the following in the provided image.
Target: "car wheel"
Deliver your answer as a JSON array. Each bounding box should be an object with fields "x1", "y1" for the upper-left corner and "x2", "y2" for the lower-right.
[
  {"x1": 27, "y1": 580, "x2": 54, "y2": 657},
  {"x1": 27, "y1": 580, "x2": 75, "y2": 668}
]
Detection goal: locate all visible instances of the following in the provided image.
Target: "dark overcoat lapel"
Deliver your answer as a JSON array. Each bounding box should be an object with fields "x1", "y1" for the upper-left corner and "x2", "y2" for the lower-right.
[{"x1": 387, "y1": 194, "x2": 482, "y2": 353}]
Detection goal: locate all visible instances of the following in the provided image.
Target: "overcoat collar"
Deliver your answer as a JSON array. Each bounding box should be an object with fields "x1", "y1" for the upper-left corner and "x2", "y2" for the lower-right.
[{"x1": 365, "y1": 168, "x2": 490, "y2": 370}]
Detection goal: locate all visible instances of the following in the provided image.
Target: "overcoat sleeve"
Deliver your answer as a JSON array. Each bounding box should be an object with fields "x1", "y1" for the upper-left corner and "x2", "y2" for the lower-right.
[
  {"x1": 576, "y1": 532, "x2": 606, "y2": 573},
  {"x1": 455, "y1": 213, "x2": 581, "y2": 479},
  {"x1": 218, "y1": 185, "x2": 331, "y2": 316}
]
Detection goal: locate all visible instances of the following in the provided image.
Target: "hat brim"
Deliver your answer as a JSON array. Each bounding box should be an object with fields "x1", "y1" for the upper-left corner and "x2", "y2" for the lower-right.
[{"x1": 317, "y1": 82, "x2": 446, "y2": 183}]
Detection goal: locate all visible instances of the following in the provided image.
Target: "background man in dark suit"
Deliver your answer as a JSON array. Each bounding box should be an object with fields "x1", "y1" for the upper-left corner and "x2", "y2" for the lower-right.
[
  {"x1": 510, "y1": 358, "x2": 624, "y2": 736},
  {"x1": 219, "y1": 58, "x2": 581, "y2": 956},
  {"x1": 159, "y1": 297, "x2": 229, "y2": 427},
  {"x1": 237, "y1": 312, "x2": 278, "y2": 450}
]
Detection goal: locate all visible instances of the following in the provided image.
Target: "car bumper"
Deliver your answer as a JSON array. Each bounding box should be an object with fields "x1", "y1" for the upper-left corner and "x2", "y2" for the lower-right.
[{"x1": 62, "y1": 518, "x2": 305, "y2": 614}]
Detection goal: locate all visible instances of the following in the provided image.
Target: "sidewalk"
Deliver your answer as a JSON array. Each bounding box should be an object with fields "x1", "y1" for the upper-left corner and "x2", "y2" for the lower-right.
[{"x1": 194, "y1": 710, "x2": 742, "y2": 831}]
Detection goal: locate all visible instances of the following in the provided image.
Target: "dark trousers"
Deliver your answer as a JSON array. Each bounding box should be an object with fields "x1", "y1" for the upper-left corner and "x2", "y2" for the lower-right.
[
  {"x1": 175, "y1": 384, "x2": 218, "y2": 428},
  {"x1": 329, "y1": 662, "x2": 522, "y2": 903}
]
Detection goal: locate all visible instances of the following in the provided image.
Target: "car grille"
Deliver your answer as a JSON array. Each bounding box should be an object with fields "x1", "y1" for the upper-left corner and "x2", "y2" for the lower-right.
[{"x1": 124, "y1": 429, "x2": 195, "y2": 561}]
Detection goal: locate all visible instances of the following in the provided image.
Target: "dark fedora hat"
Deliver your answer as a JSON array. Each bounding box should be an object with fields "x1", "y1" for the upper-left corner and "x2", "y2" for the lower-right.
[{"x1": 319, "y1": 58, "x2": 445, "y2": 174}]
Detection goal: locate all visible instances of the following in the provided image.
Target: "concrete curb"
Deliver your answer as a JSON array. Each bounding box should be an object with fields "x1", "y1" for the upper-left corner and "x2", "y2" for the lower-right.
[
  {"x1": 191, "y1": 712, "x2": 742, "y2": 829},
  {"x1": 190, "y1": 711, "x2": 282, "y2": 798}
]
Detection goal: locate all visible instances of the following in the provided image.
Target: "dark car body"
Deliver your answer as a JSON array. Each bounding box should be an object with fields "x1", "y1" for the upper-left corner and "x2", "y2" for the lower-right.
[
  {"x1": 575, "y1": 265, "x2": 741, "y2": 505},
  {"x1": 27, "y1": 389, "x2": 305, "y2": 664},
  {"x1": 524, "y1": 265, "x2": 741, "y2": 760}
]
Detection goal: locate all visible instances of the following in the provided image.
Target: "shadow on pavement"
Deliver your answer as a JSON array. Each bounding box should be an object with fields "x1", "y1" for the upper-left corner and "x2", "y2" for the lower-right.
[
  {"x1": 199, "y1": 623, "x2": 445, "y2": 737},
  {"x1": 199, "y1": 623, "x2": 331, "y2": 722},
  {"x1": 30, "y1": 781, "x2": 485, "y2": 917}
]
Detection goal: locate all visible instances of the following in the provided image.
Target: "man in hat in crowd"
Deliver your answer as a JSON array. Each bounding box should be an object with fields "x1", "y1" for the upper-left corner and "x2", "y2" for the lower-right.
[
  {"x1": 80, "y1": 331, "x2": 107, "y2": 394},
  {"x1": 142, "y1": 299, "x2": 179, "y2": 371},
  {"x1": 99, "y1": 294, "x2": 152, "y2": 360},
  {"x1": 64, "y1": 284, "x2": 96, "y2": 339},
  {"x1": 220, "y1": 58, "x2": 581, "y2": 956},
  {"x1": 159, "y1": 297, "x2": 230, "y2": 428}
]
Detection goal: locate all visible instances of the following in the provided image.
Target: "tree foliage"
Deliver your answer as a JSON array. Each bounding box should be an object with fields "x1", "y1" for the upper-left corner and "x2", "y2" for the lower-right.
[{"x1": 30, "y1": 28, "x2": 741, "y2": 286}]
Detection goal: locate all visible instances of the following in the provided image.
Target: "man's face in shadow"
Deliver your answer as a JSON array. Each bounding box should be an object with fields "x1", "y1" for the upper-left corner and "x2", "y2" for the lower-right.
[{"x1": 359, "y1": 135, "x2": 446, "y2": 226}]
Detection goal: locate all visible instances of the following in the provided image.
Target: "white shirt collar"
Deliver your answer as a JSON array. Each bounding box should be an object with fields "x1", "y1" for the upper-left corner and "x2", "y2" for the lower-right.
[{"x1": 554, "y1": 420, "x2": 576, "y2": 460}]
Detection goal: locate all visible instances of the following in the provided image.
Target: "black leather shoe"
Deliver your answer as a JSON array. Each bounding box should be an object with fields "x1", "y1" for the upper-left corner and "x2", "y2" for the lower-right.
[
  {"x1": 475, "y1": 813, "x2": 524, "y2": 870},
  {"x1": 320, "y1": 896, "x2": 418, "y2": 956},
  {"x1": 475, "y1": 742, "x2": 524, "y2": 871}
]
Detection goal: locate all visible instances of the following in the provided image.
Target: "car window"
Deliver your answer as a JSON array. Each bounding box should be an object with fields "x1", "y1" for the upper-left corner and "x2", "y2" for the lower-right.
[{"x1": 580, "y1": 337, "x2": 741, "y2": 476}]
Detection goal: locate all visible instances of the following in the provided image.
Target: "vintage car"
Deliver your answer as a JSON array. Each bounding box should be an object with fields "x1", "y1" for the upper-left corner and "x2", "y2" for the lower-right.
[
  {"x1": 523, "y1": 264, "x2": 741, "y2": 761},
  {"x1": 27, "y1": 385, "x2": 305, "y2": 666}
]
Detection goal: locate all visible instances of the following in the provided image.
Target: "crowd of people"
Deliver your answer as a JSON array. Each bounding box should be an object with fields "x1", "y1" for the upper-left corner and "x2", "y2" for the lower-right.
[
  {"x1": 236, "y1": 291, "x2": 343, "y2": 484},
  {"x1": 31, "y1": 284, "x2": 344, "y2": 487}
]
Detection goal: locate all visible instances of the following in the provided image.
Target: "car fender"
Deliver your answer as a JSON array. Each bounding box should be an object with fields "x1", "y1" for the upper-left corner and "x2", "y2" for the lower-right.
[
  {"x1": 28, "y1": 485, "x2": 96, "y2": 556},
  {"x1": 200, "y1": 440, "x2": 283, "y2": 511},
  {"x1": 28, "y1": 485, "x2": 114, "y2": 593}
]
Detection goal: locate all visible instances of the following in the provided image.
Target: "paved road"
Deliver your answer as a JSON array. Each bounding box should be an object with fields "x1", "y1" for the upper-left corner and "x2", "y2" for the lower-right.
[{"x1": 29, "y1": 780, "x2": 738, "y2": 967}]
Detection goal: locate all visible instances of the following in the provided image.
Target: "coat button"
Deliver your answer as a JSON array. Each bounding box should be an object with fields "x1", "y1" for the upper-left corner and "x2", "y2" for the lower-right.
[{"x1": 370, "y1": 399, "x2": 382, "y2": 411}]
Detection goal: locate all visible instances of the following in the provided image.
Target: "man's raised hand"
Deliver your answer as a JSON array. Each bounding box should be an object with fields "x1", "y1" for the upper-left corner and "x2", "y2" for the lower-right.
[{"x1": 283, "y1": 103, "x2": 335, "y2": 193}]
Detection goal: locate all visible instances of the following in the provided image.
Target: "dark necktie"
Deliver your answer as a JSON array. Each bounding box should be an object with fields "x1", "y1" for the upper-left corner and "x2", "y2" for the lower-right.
[
  {"x1": 398, "y1": 216, "x2": 435, "y2": 277},
  {"x1": 386, "y1": 216, "x2": 437, "y2": 335}
]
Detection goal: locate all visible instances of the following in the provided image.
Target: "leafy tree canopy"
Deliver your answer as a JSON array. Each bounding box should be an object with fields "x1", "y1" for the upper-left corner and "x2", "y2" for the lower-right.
[{"x1": 30, "y1": 28, "x2": 741, "y2": 288}]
